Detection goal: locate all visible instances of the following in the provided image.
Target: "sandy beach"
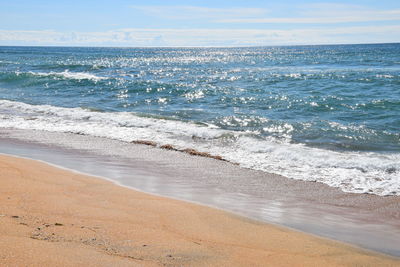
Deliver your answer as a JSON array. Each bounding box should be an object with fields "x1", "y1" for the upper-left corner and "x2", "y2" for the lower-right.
[
  {"x1": 0, "y1": 154, "x2": 398, "y2": 266},
  {"x1": 2, "y1": 2, "x2": 400, "y2": 266}
]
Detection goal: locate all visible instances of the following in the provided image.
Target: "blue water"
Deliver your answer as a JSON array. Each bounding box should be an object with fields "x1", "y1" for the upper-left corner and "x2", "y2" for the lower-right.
[{"x1": 0, "y1": 44, "x2": 399, "y2": 195}]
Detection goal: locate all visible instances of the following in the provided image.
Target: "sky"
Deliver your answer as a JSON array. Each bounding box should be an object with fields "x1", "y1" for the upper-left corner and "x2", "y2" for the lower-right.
[{"x1": 0, "y1": 0, "x2": 400, "y2": 47}]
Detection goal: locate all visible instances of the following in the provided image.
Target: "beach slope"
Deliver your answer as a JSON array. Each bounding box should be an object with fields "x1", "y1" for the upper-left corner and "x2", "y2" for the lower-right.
[{"x1": 0, "y1": 154, "x2": 398, "y2": 266}]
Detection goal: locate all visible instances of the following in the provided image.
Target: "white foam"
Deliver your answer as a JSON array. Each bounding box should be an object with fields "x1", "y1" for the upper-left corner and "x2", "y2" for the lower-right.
[
  {"x1": 20, "y1": 70, "x2": 107, "y2": 81},
  {"x1": 1, "y1": 99, "x2": 399, "y2": 196},
  {"x1": 376, "y1": 74, "x2": 394, "y2": 78}
]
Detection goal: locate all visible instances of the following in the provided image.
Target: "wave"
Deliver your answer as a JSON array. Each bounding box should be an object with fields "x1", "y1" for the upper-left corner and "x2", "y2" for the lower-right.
[
  {"x1": 15, "y1": 70, "x2": 107, "y2": 82},
  {"x1": 0, "y1": 99, "x2": 399, "y2": 196}
]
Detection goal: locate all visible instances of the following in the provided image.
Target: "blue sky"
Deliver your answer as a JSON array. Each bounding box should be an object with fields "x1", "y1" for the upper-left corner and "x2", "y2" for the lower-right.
[{"x1": 1, "y1": 0, "x2": 399, "y2": 46}]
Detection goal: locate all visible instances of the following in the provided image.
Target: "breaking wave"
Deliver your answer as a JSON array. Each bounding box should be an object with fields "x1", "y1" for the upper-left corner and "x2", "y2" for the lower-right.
[{"x1": 1, "y1": 99, "x2": 399, "y2": 196}]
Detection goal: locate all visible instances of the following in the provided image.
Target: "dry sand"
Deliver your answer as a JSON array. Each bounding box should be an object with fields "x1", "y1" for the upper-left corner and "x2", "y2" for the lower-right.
[{"x1": 0, "y1": 154, "x2": 398, "y2": 266}]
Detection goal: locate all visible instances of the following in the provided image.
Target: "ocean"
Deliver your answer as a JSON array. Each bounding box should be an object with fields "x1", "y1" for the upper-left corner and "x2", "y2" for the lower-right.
[{"x1": 0, "y1": 44, "x2": 399, "y2": 196}]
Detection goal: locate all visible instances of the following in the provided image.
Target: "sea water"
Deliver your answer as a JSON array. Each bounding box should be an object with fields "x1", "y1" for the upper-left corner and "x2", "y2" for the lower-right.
[{"x1": 0, "y1": 44, "x2": 399, "y2": 195}]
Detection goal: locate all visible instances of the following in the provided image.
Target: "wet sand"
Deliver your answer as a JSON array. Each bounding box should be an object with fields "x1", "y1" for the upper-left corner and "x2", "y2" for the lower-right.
[
  {"x1": 0, "y1": 154, "x2": 399, "y2": 266},
  {"x1": 1, "y1": 129, "x2": 400, "y2": 257}
]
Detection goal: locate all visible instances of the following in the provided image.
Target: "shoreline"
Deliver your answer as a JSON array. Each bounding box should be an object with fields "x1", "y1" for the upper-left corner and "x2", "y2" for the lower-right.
[
  {"x1": 1, "y1": 98, "x2": 398, "y2": 197},
  {"x1": 1, "y1": 128, "x2": 400, "y2": 258},
  {"x1": 1, "y1": 154, "x2": 399, "y2": 266}
]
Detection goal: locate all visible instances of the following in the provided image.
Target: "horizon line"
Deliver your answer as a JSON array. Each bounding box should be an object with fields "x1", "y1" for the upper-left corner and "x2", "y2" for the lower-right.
[{"x1": 1, "y1": 41, "x2": 399, "y2": 49}]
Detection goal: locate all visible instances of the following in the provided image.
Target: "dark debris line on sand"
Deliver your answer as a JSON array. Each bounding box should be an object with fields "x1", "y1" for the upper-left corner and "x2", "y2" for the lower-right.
[{"x1": 132, "y1": 140, "x2": 227, "y2": 161}]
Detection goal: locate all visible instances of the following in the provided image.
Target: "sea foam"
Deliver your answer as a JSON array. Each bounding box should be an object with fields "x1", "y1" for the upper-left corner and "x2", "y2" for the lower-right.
[
  {"x1": 20, "y1": 70, "x2": 107, "y2": 81},
  {"x1": 1, "y1": 99, "x2": 399, "y2": 196}
]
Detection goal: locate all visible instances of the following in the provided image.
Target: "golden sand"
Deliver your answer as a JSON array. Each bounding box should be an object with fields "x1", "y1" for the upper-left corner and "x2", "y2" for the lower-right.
[{"x1": 0, "y1": 155, "x2": 398, "y2": 266}]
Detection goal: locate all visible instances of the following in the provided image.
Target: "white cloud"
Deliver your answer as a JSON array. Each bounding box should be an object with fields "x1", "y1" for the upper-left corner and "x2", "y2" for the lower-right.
[
  {"x1": 131, "y1": 5, "x2": 268, "y2": 20},
  {"x1": 129, "y1": 4, "x2": 400, "y2": 24},
  {"x1": 218, "y1": 4, "x2": 400, "y2": 24},
  {"x1": 1, "y1": 25, "x2": 399, "y2": 47}
]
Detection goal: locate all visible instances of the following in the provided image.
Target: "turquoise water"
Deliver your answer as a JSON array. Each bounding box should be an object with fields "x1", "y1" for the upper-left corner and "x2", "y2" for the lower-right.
[{"x1": 0, "y1": 44, "x2": 399, "y2": 195}]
